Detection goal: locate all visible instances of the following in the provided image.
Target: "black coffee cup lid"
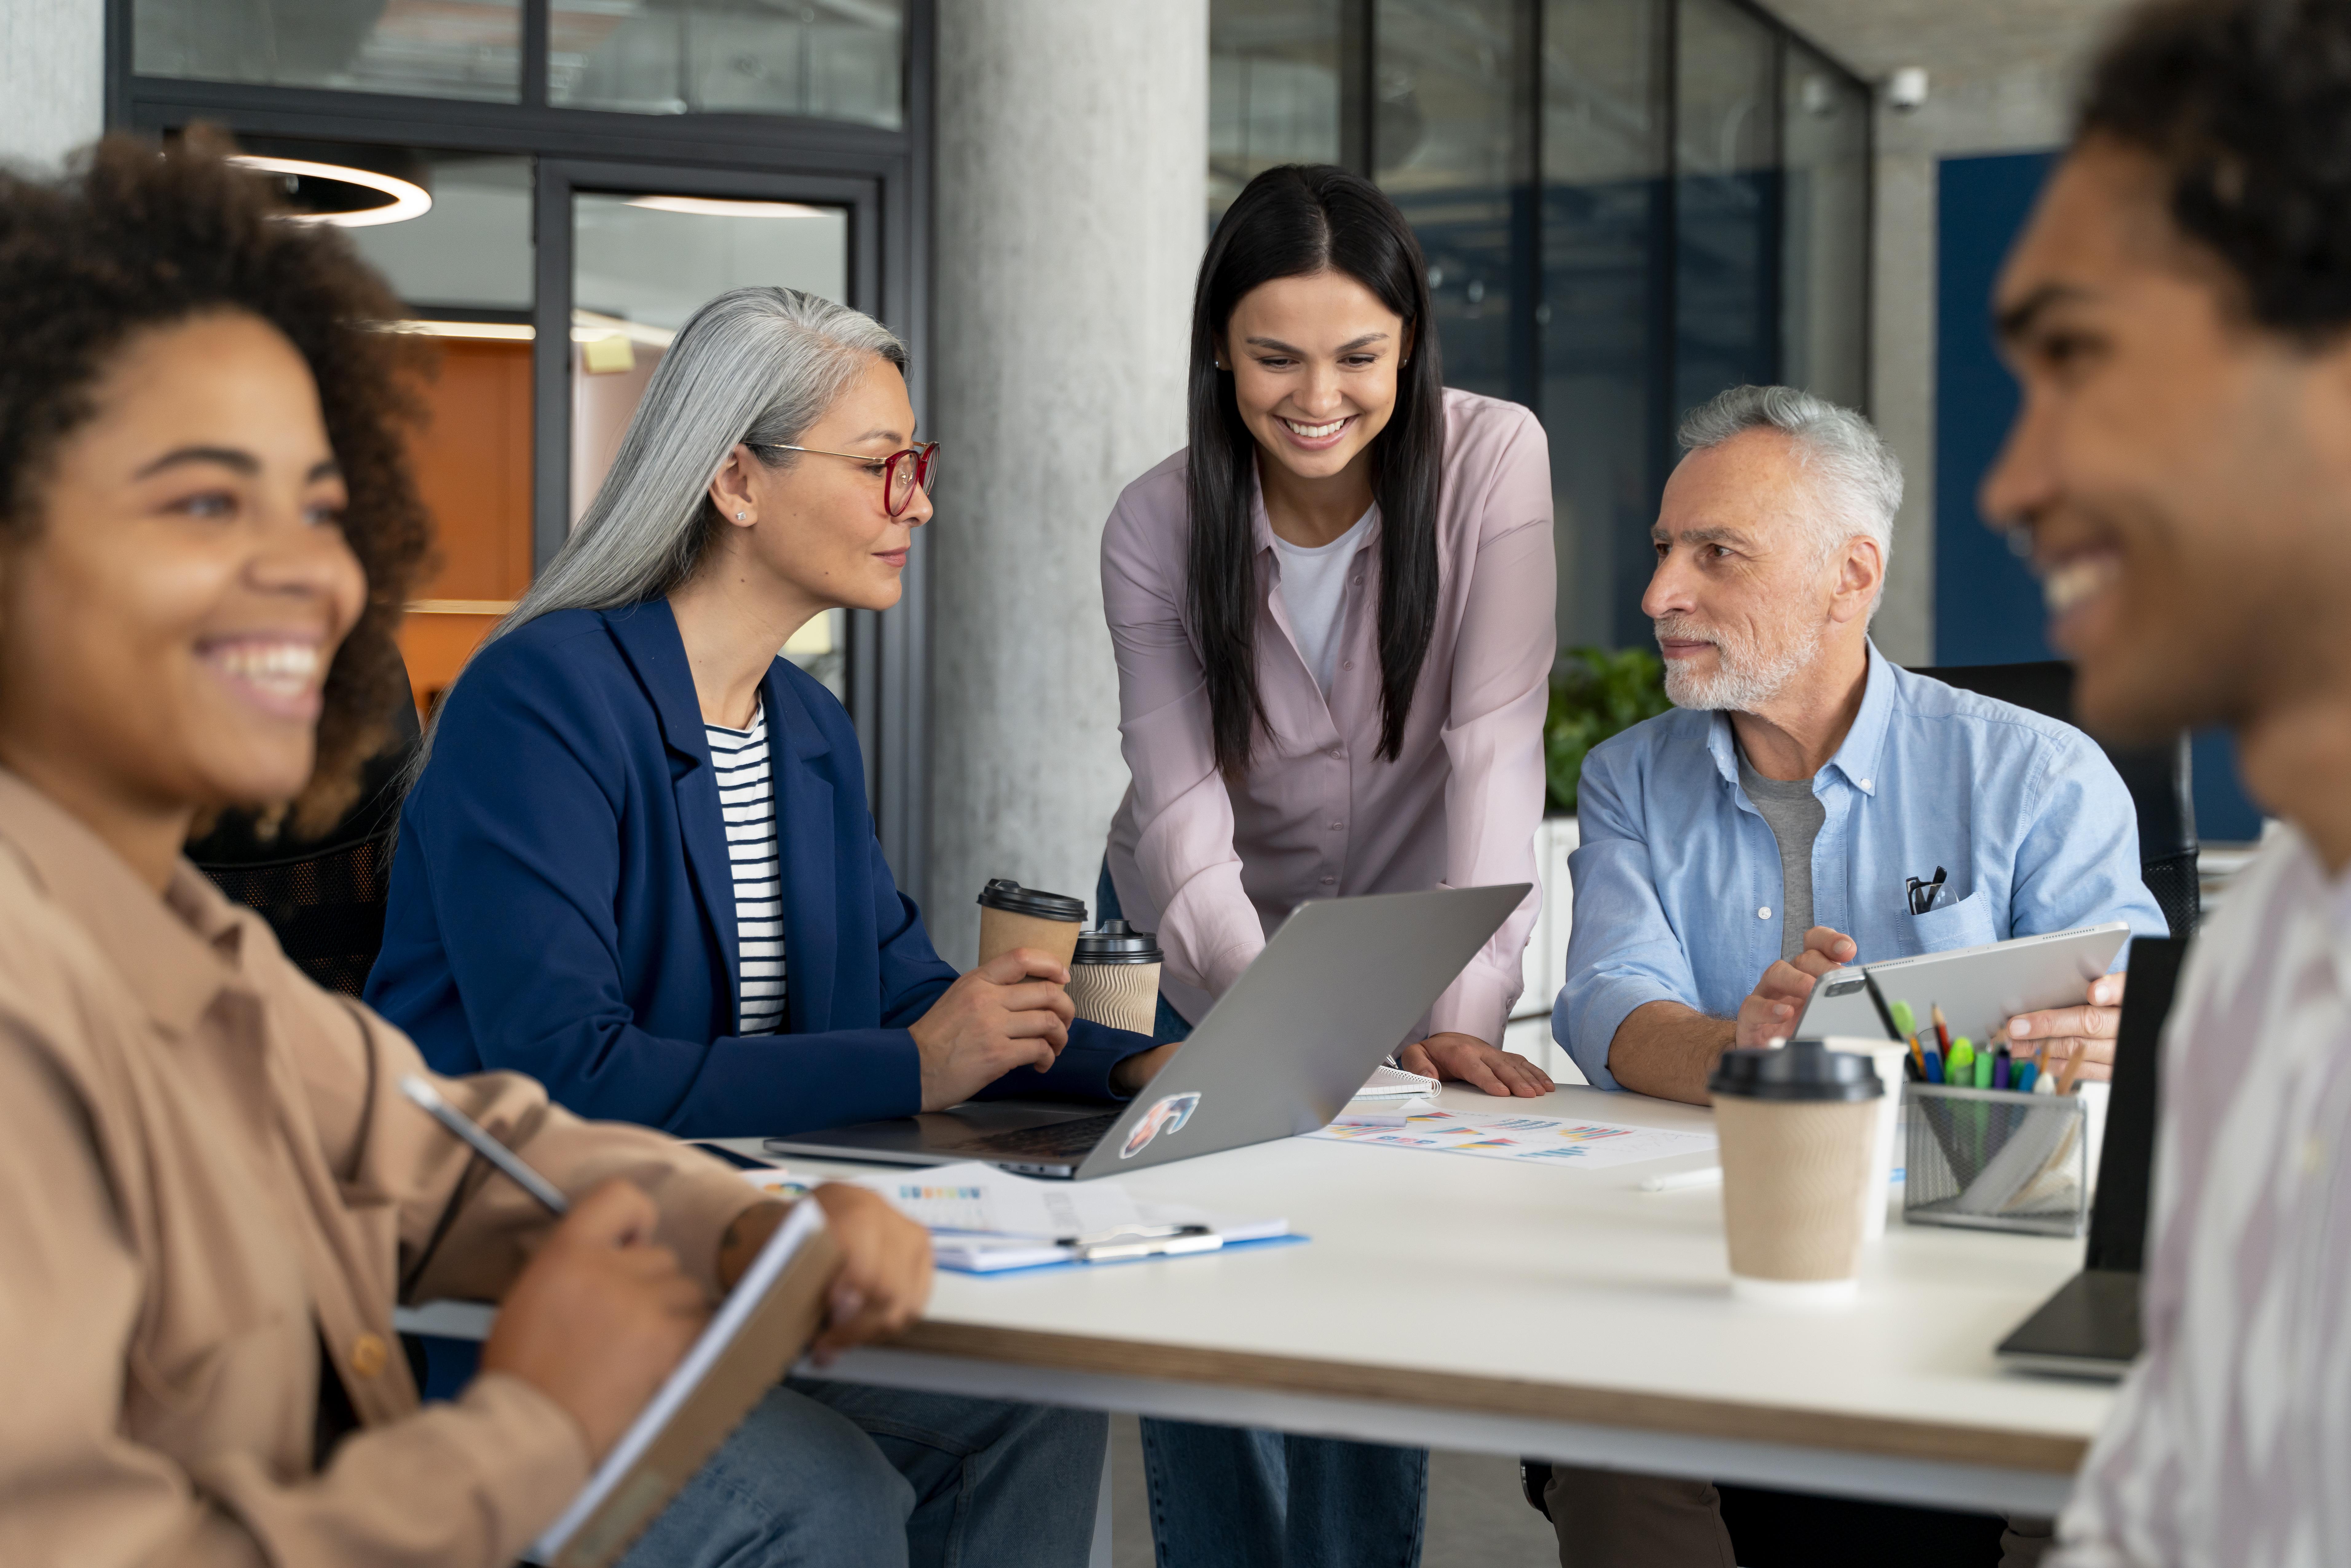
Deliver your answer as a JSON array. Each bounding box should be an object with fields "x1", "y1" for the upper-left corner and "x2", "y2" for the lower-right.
[
  {"x1": 1075, "y1": 919, "x2": 1162, "y2": 964},
  {"x1": 1707, "y1": 1039, "x2": 1883, "y2": 1102},
  {"x1": 976, "y1": 878, "x2": 1087, "y2": 923}
]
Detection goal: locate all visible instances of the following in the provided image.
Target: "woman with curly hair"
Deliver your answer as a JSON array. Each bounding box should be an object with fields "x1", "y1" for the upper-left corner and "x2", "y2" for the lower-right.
[{"x1": 0, "y1": 132, "x2": 934, "y2": 1567}]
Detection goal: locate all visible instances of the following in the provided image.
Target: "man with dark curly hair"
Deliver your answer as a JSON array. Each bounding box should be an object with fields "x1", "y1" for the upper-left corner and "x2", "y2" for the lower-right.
[
  {"x1": 0, "y1": 132, "x2": 936, "y2": 1567},
  {"x1": 1982, "y1": 0, "x2": 2351, "y2": 1562}
]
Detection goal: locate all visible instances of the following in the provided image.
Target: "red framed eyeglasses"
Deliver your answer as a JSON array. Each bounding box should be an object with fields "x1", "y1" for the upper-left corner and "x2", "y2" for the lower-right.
[{"x1": 749, "y1": 440, "x2": 940, "y2": 517}]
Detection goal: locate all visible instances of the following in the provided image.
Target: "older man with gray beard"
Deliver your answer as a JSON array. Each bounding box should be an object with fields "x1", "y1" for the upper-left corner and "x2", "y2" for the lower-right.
[
  {"x1": 1538, "y1": 391, "x2": 2166, "y2": 1565},
  {"x1": 1553, "y1": 383, "x2": 2166, "y2": 1106}
]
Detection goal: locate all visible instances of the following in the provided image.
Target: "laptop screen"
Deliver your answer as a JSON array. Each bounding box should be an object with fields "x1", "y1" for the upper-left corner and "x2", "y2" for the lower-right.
[{"x1": 2085, "y1": 936, "x2": 2186, "y2": 1273}]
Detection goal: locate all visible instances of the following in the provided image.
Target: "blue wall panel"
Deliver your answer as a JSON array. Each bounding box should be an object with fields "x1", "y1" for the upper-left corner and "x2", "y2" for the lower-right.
[
  {"x1": 1934, "y1": 152, "x2": 2264, "y2": 841},
  {"x1": 1934, "y1": 151, "x2": 2055, "y2": 665}
]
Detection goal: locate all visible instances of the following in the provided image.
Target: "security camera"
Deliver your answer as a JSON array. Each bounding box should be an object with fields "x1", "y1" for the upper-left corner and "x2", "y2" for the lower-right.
[{"x1": 1885, "y1": 67, "x2": 1929, "y2": 112}]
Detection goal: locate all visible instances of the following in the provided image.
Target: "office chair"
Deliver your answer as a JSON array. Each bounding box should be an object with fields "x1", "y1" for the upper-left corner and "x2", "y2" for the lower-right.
[
  {"x1": 1914, "y1": 661, "x2": 2198, "y2": 941},
  {"x1": 189, "y1": 666, "x2": 421, "y2": 998}
]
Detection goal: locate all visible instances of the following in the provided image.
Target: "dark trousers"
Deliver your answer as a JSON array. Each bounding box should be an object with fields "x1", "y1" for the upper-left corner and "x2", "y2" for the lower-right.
[{"x1": 1543, "y1": 1467, "x2": 2058, "y2": 1568}]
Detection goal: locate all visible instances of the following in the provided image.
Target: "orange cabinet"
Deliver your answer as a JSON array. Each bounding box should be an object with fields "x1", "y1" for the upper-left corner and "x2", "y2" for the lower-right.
[{"x1": 395, "y1": 337, "x2": 534, "y2": 715}]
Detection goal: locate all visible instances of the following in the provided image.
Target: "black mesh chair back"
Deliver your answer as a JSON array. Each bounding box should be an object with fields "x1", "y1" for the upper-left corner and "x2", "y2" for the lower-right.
[
  {"x1": 197, "y1": 833, "x2": 400, "y2": 999},
  {"x1": 1913, "y1": 661, "x2": 2198, "y2": 940},
  {"x1": 189, "y1": 671, "x2": 422, "y2": 998}
]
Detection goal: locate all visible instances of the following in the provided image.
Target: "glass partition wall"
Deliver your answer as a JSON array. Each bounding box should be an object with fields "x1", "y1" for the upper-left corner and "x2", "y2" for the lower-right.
[
  {"x1": 1212, "y1": 0, "x2": 1870, "y2": 652},
  {"x1": 111, "y1": 0, "x2": 934, "y2": 881}
]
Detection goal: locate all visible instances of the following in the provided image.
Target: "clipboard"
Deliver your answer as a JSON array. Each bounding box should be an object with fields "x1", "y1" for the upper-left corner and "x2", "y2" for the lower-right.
[{"x1": 529, "y1": 1202, "x2": 840, "y2": 1568}]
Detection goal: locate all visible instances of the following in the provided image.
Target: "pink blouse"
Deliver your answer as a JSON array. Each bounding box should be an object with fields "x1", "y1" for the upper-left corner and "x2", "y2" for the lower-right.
[{"x1": 1103, "y1": 388, "x2": 1555, "y2": 1045}]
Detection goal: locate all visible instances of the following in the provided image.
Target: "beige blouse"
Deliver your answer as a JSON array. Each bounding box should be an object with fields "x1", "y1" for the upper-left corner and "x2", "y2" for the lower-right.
[{"x1": 0, "y1": 770, "x2": 765, "y2": 1567}]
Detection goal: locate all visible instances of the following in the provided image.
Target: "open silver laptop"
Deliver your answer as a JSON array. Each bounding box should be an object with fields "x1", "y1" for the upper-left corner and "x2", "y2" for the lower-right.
[{"x1": 764, "y1": 884, "x2": 1528, "y2": 1180}]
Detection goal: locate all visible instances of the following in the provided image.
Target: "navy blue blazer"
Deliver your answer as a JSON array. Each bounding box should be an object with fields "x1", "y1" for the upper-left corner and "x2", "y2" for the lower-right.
[{"x1": 366, "y1": 600, "x2": 1149, "y2": 1137}]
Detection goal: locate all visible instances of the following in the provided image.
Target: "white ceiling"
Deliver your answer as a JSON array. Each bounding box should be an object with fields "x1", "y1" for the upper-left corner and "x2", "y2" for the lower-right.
[{"x1": 1757, "y1": 0, "x2": 2141, "y2": 154}]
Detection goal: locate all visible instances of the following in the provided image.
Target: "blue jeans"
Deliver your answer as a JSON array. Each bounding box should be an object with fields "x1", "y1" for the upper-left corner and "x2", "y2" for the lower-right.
[
  {"x1": 1099, "y1": 858, "x2": 1427, "y2": 1566},
  {"x1": 1139, "y1": 1418, "x2": 1427, "y2": 1568},
  {"x1": 621, "y1": 1378, "x2": 1105, "y2": 1568}
]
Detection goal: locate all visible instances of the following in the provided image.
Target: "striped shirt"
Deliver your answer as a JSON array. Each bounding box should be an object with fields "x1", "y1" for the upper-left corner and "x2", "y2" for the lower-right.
[
  {"x1": 706, "y1": 698, "x2": 786, "y2": 1036},
  {"x1": 2057, "y1": 825, "x2": 2351, "y2": 1567}
]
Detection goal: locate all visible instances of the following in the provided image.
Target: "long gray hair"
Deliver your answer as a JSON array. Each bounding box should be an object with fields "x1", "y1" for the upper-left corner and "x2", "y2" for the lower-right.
[{"x1": 407, "y1": 286, "x2": 905, "y2": 781}]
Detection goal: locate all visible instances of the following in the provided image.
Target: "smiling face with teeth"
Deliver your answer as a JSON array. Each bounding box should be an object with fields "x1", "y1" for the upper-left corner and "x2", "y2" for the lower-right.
[
  {"x1": 0, "y1": 311, "x2": 365, "y2": 884},
  {"x1": 1221, "y1": 269, "x2": 1410, "y2": 541},
  {"x1": 1983, "y1": 138, "x2": 2351, "y2": 758}
]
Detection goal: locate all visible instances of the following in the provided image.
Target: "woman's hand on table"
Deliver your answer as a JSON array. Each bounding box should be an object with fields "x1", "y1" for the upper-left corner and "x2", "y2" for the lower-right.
[
  {"x1": 1396, "y1": 1033, "x2": 1555, "y2": 1097},
  {"x1": 909, "y1": 948, "x2": 1075, "y2": 1109},
  {"x1": 715, "y1": 1188, "x2": 931, "y2": 1367},
  {"x1": 805, "y1": 1184, "x2": 933, "y2": 1365}
]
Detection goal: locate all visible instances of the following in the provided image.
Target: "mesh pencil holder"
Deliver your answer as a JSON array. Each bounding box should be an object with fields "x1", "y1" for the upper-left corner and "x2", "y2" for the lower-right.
[{"x1": 1902, "y1": 1084, "x2": 2089, "y2": 1237}]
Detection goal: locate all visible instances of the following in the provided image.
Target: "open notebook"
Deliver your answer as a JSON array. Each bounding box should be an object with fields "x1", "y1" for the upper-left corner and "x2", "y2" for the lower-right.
[{"x1": 529, "y1": 1202, "x2": 839, "y2": 1568}]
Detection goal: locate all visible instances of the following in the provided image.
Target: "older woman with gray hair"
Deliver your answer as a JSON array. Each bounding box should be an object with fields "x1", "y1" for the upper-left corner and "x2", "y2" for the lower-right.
[{"x1": 369, "y1": 286, "x2": 1155, "y2": 1566}]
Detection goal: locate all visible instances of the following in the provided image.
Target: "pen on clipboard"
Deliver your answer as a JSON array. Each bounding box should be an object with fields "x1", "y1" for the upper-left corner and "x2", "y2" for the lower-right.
[
  {"x1": 399, "y1": 1075, "x2": 570, "y2": 1216},
  {"x1": 1059, "y1": 1224, "x2": 1221, "y2": 1263}
]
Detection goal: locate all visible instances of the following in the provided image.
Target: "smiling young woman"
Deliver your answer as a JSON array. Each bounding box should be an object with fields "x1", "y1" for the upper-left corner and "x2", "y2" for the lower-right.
[
  {"x1": 0, "y1": 133, "x2": 947, "y2": 1568},
  {"x1": 1102, "y1": 164, "x2": 1558, "y2": 1089},
  {"x1": 1096, "y1": 163, "x2": 1559, "y2": 1568}
]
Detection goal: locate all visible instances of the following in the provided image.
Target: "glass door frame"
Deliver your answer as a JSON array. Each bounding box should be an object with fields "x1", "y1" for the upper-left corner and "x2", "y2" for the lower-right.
[
  {"x1": 107, "y1": 0, "x2": 936, "y2": 885},
  {"x1": 533, "y1": 159, "x2": 904, "y2": 839},
  {"x1": 532, "y1": 160, "x2": 884, "y2": 564}
]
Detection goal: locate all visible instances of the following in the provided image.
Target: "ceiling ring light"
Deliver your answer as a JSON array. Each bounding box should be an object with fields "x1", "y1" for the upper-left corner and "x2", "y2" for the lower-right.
[{"x1": 227, "y1": 155, "x2": 433, "y2": 227}]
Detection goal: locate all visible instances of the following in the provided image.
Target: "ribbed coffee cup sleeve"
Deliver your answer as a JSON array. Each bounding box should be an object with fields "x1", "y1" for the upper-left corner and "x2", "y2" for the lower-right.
[{"x1": 1067, "y1": 962, "x2": 1161, "y2": 1035}]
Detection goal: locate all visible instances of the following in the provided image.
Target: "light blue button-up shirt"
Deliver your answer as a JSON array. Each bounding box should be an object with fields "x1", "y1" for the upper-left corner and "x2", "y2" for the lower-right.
[{"x1": 1553, "y1": 644, "x2": 2169, "y2": 1090}]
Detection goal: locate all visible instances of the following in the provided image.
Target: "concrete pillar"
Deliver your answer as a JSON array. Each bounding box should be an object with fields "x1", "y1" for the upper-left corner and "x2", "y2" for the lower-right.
[
  {"x1": 925, "y1": 0, "x2": 1208, "y2": 965},
  {"x1": 0, "y1": 0, "x2": 104, "y2": 171},
  {"x1": 1870, "y1": 141, "x2": 1939, "y2": 668}
]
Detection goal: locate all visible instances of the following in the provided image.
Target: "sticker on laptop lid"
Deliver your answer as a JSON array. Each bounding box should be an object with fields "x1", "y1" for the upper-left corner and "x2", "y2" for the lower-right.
[{"x1": 1121, "y1": 1092, "x2": 1200, "y2": 1158}]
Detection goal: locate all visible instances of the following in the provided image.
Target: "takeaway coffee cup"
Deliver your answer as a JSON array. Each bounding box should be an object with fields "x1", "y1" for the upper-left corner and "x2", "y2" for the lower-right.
[
  {"x1": 1069, "y1": 920, "x2": 1164, "y2": 1034},
  {"x1": 1708, "y1": 1039, "x2": 1884, "y2": 1306},
  {"x1": 975, "y1": 879, "x2": 1087, "y2": 971}
]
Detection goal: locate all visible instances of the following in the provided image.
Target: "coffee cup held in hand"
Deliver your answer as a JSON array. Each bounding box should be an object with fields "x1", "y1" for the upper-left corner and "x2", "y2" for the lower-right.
[
  {"x1": 1069, "y1": 920, "x2": 1163, "y2": 1035},
  {"x1": 1708, "y1": 1040, "x2": 1884, "y2": 1306},
  {"x1": 975, "y1": 879, "x2": 1086, "y2": 972}
]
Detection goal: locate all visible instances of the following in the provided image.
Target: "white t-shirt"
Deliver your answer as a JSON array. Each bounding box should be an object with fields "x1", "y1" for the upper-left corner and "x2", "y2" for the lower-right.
[{"x1": 1271, "y1": 509, "x2": 1372, "y2": 699}]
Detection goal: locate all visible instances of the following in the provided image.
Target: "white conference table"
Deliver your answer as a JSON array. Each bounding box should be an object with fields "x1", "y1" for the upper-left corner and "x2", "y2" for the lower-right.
[
  {"x1": 770, "y1": 1082, "x2": 2108, "y2": 1518},
  {"x1": 402, "y1": 1082, "x2": 2114, "y2": 1520}
]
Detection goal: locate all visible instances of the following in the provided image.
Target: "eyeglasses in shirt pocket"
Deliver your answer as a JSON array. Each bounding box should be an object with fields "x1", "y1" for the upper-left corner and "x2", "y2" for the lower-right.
[{"x1": 1895, "y1": 886, "x2": 1996, "y2": 955}]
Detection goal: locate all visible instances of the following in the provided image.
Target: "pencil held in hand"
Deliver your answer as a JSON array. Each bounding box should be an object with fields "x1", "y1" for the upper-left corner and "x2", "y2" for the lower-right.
[{"x1": 399, "y1": 1074, "x2": 571, "y2": 1215}]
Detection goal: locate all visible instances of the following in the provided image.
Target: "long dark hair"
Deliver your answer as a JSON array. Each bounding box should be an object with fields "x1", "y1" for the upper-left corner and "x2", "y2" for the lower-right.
[{"x1": 1186, "y1": 164, "x2": 1444, "y2": 776}]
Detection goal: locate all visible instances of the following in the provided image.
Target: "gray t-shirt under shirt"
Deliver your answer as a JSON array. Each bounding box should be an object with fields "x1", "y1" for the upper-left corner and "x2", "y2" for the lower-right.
[{"x1": 1737, "y1": 751, "x2": 1825, "y2": 961}]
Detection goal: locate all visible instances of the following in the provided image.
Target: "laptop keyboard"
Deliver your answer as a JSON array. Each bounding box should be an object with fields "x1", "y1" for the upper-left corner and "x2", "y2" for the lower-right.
[{"x1": 952, "y1": 1112, "x2": 1124, "y2": 1161}]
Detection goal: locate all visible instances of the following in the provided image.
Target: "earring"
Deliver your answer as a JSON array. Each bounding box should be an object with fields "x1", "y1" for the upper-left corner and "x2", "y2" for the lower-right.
[{"x1": 736, "y1": 511, "x2": 747, "y2": 520}]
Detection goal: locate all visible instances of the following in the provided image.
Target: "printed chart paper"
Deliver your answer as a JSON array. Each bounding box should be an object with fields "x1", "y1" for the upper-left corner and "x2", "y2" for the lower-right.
[{"x1": 1308, "y1": 1108, "x2": 1716, "y2": 1170}]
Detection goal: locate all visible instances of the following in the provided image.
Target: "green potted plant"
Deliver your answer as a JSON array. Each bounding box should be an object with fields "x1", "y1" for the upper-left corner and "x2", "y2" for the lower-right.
[{"x1": 1545, "y1": 646, "x2": 1671, "y2": 816}]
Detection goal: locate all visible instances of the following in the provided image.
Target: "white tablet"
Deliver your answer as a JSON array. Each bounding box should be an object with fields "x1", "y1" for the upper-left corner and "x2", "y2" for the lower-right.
[{"x1": 1790, "y1": 921, "x2": 2134, "y2": 1047}]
